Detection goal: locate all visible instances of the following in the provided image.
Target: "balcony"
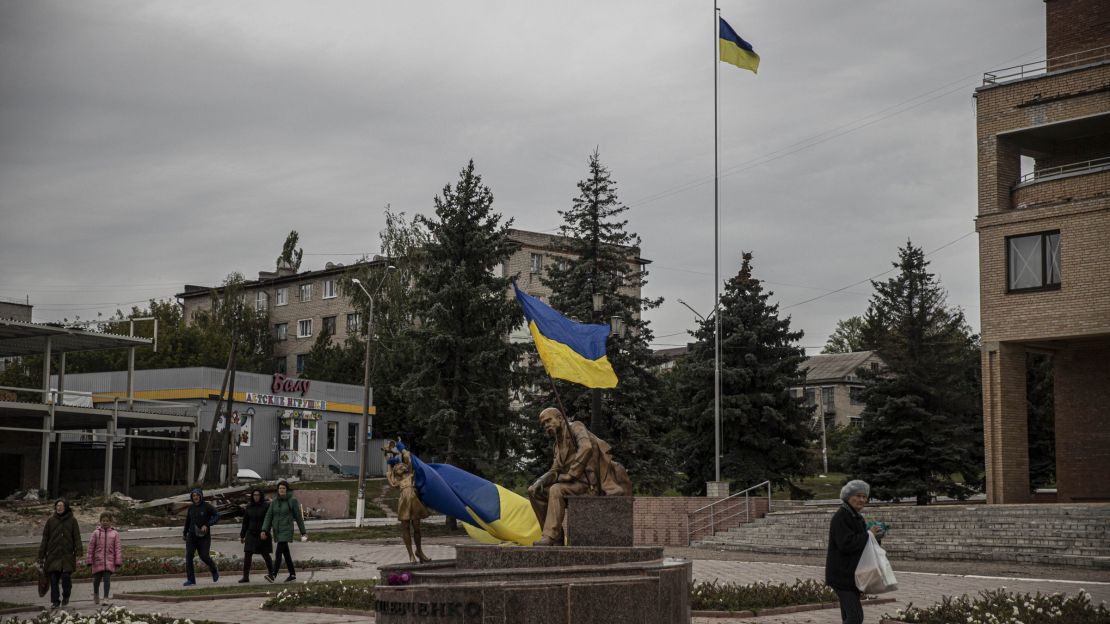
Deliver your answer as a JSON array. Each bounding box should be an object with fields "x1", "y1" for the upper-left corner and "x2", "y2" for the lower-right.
[
  {"x1": 1016, "y1": 156, "x2": 1110, "y2": 188},
  {"x1": 983, "y1": 45, "x2": 1110, "y2": 86}
]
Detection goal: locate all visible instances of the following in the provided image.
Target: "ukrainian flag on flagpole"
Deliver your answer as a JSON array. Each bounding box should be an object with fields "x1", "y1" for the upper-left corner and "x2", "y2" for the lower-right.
[
  {"x1": 408, "y1": 451, "x2": 541, "y2": 546},
  {"x1": 513, "y1": 282, "x2": 618, "y2": 389},
  {"x1": 719, "y1": 16, "x2": 759, "y2": 74}
]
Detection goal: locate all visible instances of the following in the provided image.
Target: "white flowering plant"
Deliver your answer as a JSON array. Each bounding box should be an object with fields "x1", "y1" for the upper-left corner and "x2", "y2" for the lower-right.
[
  {"x1": 888, "y1": 588, "x2": 1110, "y2": 623},
  {"x1": 262, "y1": 579, "x2": 378, "y2": 611},
  {"x1": 690, "y1": 579, "x2": 837, "y2": 612},
  {"x1": 0, "y1": 605, "x2": 221, "y2": 624}
]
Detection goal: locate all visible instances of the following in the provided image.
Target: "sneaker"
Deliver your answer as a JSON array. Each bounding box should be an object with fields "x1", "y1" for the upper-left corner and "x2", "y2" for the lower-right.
[
  {"x1": 61, "y1": 600, "x2": 68, "y2": 607},
  {"x1": 50, "y1": 603, "x2": 60, "y2": 609},
  {"x1": 93, "y1": 594, "x2": 100, "y2": 606},
  {"x1": 183, "y1": 580, "x2": 196, "y2": 586},
  {"x1": 264, "y1": 574, "x2": 275, "y2": 583},
  {"x1": 238, "y1": 577, "x2": 249, "y2": 583},
  {"x1": 212, "y1": 571, "x2": 220, "y2": 583},
  {"x1": 283, "y1": 575, "x2": 296, "y2": 583}
]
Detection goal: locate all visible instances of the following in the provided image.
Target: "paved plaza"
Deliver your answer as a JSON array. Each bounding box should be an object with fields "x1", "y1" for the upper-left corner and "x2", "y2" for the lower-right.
[{"x1": 1, "y1": 535, "x2": 1107, "y2": 623}]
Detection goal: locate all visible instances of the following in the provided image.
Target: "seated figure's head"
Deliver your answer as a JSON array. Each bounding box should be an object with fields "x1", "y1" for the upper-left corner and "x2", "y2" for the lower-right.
[{"x1": 539, "y1": 407, "x2": 564, "y2": 436}]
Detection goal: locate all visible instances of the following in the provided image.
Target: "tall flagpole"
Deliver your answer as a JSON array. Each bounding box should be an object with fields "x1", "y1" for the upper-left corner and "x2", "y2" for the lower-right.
[{"x1": 713, "y1": 0, "x2": 721, "y2": 485}]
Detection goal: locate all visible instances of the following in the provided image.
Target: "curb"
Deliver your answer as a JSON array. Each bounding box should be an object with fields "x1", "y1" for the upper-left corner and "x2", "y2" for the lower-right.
[
  {"x1": 261, "y1": 605, "x2": 371, "y2": 616},
  {"x1": 115, "y1": 591, "x2": 274, "y2": 603},
  {"x1": 0, "y1": 565, "x2": 342, "y2": 588},
  {"x1": 693, "y1": 597, "x2": 896, "y2": 618},
  {"x1": 0, "y1": 606, "x2": 41, "y2": 616}
]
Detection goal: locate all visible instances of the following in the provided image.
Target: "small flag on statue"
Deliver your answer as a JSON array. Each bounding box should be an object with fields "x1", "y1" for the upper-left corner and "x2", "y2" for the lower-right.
[
  {"x1": 719, "y1": 16, "x2": 759, "y2": 74},
  {"x1": 513, "y1": 281, "x2": 618, "y2": 389}
]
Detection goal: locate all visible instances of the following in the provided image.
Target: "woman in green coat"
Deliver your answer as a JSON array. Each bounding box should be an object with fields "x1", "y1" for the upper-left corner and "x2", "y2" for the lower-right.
[
  {"x1": 260, "y1": 480, "x2": 307, "y2": 582},
  {"x1": 38, "y1": 499, "x2": 83, "y2": 608}
]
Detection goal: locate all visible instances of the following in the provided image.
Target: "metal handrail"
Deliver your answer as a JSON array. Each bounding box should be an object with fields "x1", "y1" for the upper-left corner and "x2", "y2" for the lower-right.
[
  {"x1": 1017, "y1": 156, "x2": 1110, "y2": 185},
  {"x1": 687, "y1": 480, "x2": 772, "y2": 546},
  {"x1": 983, "y1": 44, "x2": 1110, "y2": 86}
]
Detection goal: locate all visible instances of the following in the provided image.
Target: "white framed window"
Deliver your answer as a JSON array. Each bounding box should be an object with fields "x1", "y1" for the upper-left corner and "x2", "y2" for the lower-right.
[
  {"x1": 323, "y1": 279, "x2": 337, "y2": 299},
  {"x1": 530, "y1": 253, "x2": 542, "y2": 273},
  {"x1": 346, "y1": 312, "x2": 361, "y2": 333},
  {"x1": 297, "y1": 318, "x2": 312, "y2": 338},
  {"x1": 299, "y1": 283, "x2": 312, "y2": 302},
  {"x1": 274, "y1": 323, "x2": 288, "y2": 341},
  {"x1": 276, "y1": 288, "x2": 288, "y2": 306},
  {"x1": 256, "y1": 291, "x2": 268, "y2": 311}
]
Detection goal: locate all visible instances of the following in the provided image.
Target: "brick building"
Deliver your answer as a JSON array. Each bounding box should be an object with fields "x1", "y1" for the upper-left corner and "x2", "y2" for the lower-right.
[
  {"x1": 179, "y1": 228, "x2": 647, "y2": 373},
  {"x1": 975, "y1": 0, "x2": 1110, "y2": 503},
  {"x1": 794, "y1": 351, "x2": 884, "y2": 429}
]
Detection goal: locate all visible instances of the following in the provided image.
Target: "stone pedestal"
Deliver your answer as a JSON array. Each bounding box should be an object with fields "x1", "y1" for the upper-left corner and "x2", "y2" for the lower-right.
[
  {"x1": 566, "y1": 495, "x2": 633, "y2": 546},
  {"x1": 706, "y1": 481, "x2": 730, "y2": 498},
  {"x1": 376, "y1": 545, "x2": 691, "y2": 624}
]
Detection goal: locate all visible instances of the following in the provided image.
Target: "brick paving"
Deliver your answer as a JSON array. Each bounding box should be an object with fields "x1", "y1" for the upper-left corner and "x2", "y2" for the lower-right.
[{"x1": 1, "y1": 537, "x2": 1107, "y2": 623}]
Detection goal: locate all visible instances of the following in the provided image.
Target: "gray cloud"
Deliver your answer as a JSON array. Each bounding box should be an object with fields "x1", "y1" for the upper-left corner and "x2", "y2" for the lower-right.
[{"x1": 0, "y1": 0, "x2": 1043, "y2": 348}]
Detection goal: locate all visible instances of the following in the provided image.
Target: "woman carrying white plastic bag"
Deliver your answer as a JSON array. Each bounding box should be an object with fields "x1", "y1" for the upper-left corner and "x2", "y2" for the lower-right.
[
  {"x1": 855, "y1": 531, "x2": 898, "y2": 594},
  {"x1": 825, "y1": 480, "x2": 884, "y2": 624}
]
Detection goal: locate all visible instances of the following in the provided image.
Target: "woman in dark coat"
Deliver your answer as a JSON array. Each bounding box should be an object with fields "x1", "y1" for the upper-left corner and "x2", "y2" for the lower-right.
[
  {"x1": 38, "y1": 499, "x2": 82, "y2": 609},
  {"x1": 239, "y1": 488, "x2": 274, "y2": 582},
  {"x1": 825, "y1": 480, "x2": 881, "y2": 624}
]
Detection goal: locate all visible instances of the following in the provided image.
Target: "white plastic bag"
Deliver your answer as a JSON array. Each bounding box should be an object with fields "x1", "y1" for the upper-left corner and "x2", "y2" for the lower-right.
[{"x1": 855, "y1": 532, "x2": 898, "y2": 594}]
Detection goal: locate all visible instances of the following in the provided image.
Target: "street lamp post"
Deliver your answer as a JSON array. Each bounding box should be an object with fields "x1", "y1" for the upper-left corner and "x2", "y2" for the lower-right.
[{"x1": 350, "y1": 267, "x2": 395, "y2": 528}]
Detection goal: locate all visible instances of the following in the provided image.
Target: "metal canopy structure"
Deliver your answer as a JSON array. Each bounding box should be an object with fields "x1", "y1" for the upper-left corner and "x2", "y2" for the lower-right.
[
  {"x1": 0, "y1": 319, "x2": 151, "y2": 357},
  {"x1": 0, "y1": 319, "x2": 195, "y2": 497}
]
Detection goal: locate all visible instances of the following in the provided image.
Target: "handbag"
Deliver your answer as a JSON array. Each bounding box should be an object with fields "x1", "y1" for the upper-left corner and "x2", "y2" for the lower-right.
[
  {"x1": 855, "y1": 532, "x2": 898, "y2": 594},
  {"x1": 36, "y1": 564, "x2": 49, "y2": 598}
]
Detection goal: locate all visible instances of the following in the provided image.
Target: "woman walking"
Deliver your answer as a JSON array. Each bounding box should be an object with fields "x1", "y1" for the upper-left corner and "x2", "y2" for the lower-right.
[
  {"x1": 86, "y1": 512, "x2": 123, "y2": 605},
  {"x1": 38, "y1": 499, "x2": 82, "y2": 609},
  {"x1": 239, "y1": 488, "x2": 274, "y2": 583},
  {"x1": 182, "y1": 488, "x2": 220, "y2": 586},
  {"x1": 825, "y1": 480, "x2": 882, "y2": 624},
  {"x1": 261, "y1": 480, "x2": 307, "y2": 582}
]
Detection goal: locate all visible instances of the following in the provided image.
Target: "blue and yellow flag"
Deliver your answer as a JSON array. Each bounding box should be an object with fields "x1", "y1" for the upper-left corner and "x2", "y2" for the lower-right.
[
  {"x1": 719, "y1": 17, "x2": 759, "y2": 74},
  {"x1": 513, "y1": 282, "x2": 618, "y2": 389},
  {"x1": 409, "y1": 452, "x2": 541, "y2": 546}
]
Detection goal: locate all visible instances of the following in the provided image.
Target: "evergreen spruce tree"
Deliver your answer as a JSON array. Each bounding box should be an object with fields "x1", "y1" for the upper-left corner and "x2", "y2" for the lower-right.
[
  {"x1": 850, "y1": 241, "x2": 982, "y2": 504},
  {"x1": 672, "y1": 252, "x2": 813, "y2": 494},
  {"x1": 403, "y1": 161, "x2": 522, "y2": 480},
  {"x1": 525, "y1": 150, "x2": 674, "y2": 494}
]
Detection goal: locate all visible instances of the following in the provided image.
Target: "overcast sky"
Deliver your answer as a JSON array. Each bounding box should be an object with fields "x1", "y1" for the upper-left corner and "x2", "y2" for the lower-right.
[{"x1": 0, "y1": 1, "x2": 1044, "y2": 353}]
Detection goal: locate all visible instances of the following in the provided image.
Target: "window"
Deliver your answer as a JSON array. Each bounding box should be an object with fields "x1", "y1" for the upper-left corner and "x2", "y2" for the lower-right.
[
  {"x1": 299, "y1": 283, "x2": 312, "y2": 302},
  {"x1": 296, "y1": 354, "x2": 308, "y2": 374},
  {"x1": 1008, "y1": 231, "x2": 1061, "y2": 292},
  {"x1": 849, "y1": 386, "x2": 865, "y2": 406},
  {"x1": 276, "y1": 288, "x2": 288, "y2": 306},
  {"x1": 323, "y1": 279, "x2": 337, "y2": 299},
  {"x1": 326, "y1": 421, "x2": 337, "y2": 451},
  {"x1": 804, "y1": 388, "x2": 816, "y2": 407},
  {"x1": 821, "y1": 387, "x2": 835, "y2": 415},
  {"x1": 256, "y1": 291, "x2": 268, "y2": 311},
  {"x1": 530, "y1": 253, "x2": 542, "y2": 273},
  {"x1": 555, "y1": 258, "x2": 569, "y2": 272},
  {"x1": 274, "y1": 323, "x2": 288, "y2": 341},
  {"x1": 322, "y1": 316, "x2": 337, "y2": 336},
  {"x1": 347, "y1": 312, "x2": 361, "y2": 333},
  {"x1": 273, "y1": 356, "x2": 287, "y2": 374},
  {"x1": 347, "y1": 423, "x2": 358, "y2": 452},
  {"x1": 297, "y1": 318, "x2": 312, "y2": 338}
]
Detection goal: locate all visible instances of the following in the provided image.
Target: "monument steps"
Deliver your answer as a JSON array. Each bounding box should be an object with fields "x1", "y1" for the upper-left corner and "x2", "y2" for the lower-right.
[{"x1": 691, "y1": 503, "x2": 1110, "y2": 568}]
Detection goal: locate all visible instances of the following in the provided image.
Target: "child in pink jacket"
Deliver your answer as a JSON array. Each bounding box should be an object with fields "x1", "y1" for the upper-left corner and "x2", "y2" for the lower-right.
[{"x1": 86, "y1": 512, "x2": 122, "y2": 604}]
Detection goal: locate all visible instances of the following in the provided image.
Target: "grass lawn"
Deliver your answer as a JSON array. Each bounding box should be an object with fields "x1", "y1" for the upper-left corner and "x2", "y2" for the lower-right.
[
  {"x1": 263, "y1": 580, "x2": 377, "y2": 611},
  {"x1": 0, "y1": 545, "x2": 184, "y2": 564},
  {"x1": 311, "y1": 522, "x2": 467, "y2": 542},
  {"x1": 296, "y1": 478, "x2": 390, "y2": 518},
  {"x1": 771, "y1": 473, "x2": 850, "y2": 500},
  {"x1": 0, "y1": 601, "x2": 29, "y2": 609}
]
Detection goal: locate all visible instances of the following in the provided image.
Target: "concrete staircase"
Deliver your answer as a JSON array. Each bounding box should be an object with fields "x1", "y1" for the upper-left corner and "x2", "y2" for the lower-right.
[{"x1": 692, "y1": 503, "x2": 1110, "y2": 569}]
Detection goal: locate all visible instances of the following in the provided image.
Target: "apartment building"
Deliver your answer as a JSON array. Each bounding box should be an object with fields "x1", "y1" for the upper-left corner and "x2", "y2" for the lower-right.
[{"x1": 975, "y1": 0, "x2": 1110, "y2": 503}]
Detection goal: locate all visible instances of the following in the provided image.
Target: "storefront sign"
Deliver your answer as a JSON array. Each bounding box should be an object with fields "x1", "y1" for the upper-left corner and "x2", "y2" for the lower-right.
[
  {"x1": 244, "y1": 392, "x2": 326, "y2": 410},
  {"x1": 271, "y1": 373, "x2": 310, "y2": 396}
]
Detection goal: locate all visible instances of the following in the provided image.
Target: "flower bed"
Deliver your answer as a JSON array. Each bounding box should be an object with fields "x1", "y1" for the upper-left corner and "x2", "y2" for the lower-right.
[
  {"x1": 690, "y1": 579, "x2": 838, "y2": 613},
  {"x1": 262, "y1": 580, "x2": 378, "y2": 611},
  {"x1": 0, "y1": 558, "x2": 345, "y2": 586},
  {"x1": 0, "y1": 605, "x2": 223, "y2": 624},
  {"x1": 883, "y1": 588, "x2": 1110, "y2": 624}
]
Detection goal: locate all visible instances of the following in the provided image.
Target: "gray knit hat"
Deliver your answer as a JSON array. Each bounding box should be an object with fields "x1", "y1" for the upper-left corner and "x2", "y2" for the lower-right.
[{"x1": 840, "y1": 480, "x2": 870, "y2": 502}]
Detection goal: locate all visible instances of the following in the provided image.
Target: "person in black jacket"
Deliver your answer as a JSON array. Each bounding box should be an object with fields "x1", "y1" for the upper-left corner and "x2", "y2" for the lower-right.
[
  {"x1": 182, "y1": 488, "x2": 220, "y2": 586},
  {"x1": 238, "y1": 488, "x2": 274, "y2": 583},
  {"x1": 825, "y1": 480, "x2": 882, "y2": 624},
  {"x1": 39, "y1": 499, "x2": 82, "y2": 608}
]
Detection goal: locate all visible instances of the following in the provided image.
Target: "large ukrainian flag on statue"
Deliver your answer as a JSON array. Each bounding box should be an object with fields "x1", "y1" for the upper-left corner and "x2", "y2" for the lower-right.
[
  {"x1": 409, "y1": 452, "x2": 541, "y2": 546},
  {"x1": 513, "y1": 282, "x2": 618, "y2": 389}
]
